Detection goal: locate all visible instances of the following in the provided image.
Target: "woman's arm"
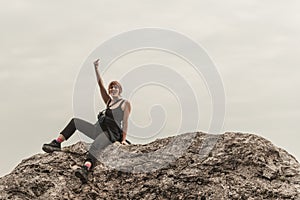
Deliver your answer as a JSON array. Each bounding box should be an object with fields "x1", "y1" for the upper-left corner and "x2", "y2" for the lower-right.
[
  {"x1": 94, "y1": 59, "x2": 111, "y2": 104},
  {"x1": 121, "y1": 101, "x2": 131, "y2": 144}
]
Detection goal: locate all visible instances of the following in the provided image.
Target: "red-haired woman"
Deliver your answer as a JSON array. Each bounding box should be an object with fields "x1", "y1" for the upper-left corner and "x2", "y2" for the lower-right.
[{"x1": 42, "y1": 59, "x2": 131, "y2": 183}]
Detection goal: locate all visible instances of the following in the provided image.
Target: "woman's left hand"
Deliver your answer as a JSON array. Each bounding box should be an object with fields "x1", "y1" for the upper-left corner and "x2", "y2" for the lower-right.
[
  {"x1": 93, "y1": 59, "x2": 100, "y2": 68},
  {"x1": 121, "y1": 141, "x2": 127, "y2": 145}
]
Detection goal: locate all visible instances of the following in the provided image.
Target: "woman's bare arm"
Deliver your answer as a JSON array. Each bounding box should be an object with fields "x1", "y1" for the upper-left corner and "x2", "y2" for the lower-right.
[
  {"x1": 94, "y1": 59, "x2": 111, "y2": 104},
  {"x1": 121, "y1": 101, "x2": 131, "y2": 144}
]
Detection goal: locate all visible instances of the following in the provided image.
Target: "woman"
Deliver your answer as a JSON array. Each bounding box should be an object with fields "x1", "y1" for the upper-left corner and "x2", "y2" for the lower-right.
[{"x1": 42, "y1": 59, "x2": 131, "y2": 183}]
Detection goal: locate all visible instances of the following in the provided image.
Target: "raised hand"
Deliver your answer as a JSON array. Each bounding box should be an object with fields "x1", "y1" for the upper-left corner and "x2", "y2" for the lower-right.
[{"x1": 93, "y1": 59, "x2": 100, "y2": 68}]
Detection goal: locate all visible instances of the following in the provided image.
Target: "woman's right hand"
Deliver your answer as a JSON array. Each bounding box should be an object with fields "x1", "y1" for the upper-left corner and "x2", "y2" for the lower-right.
[{"x1": 93, "y1": 59, "x2": 100, "y2": 68}]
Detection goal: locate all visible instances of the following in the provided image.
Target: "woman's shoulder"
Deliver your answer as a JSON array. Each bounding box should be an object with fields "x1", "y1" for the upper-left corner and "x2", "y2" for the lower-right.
[
  {"x1": 121, "y1": 98, "x2": 131, "y2": 110},
  {"x1": 121, "y1": 98, "x2": 129, "y2": 103},
  {"x1": 121, "y1": 98, "x2": 131, "y2": 106}
]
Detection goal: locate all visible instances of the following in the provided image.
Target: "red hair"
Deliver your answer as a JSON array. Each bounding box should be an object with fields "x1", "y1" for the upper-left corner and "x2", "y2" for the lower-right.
[{"x1": 108, "y1": 81, "x2": 122, "y2": 94}]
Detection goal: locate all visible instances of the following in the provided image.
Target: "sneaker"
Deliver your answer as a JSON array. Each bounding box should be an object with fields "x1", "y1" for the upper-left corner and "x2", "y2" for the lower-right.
[
  {"x1": 42, "y1": 140, "x2": 61, "y2": 153},
  {"x1": 75, "y1": 166, "x2": 89, "y2": 183}
]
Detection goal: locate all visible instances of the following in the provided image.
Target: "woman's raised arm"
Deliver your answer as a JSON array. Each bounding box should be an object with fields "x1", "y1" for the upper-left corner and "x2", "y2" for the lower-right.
[{"x1": 94, "y1": 59, "x2": 111, "y2": 104}]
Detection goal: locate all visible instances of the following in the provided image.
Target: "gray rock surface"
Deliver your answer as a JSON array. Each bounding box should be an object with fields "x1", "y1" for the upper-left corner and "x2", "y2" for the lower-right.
[{"x1": 0, "y1": 132, "x2": 299, "y2": 199}]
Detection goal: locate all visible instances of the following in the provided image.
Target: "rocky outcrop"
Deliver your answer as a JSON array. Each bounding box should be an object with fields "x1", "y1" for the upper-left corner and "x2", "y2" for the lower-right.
[{"x1": 0, "y1": 132, "x2": 299, "y2": 199}]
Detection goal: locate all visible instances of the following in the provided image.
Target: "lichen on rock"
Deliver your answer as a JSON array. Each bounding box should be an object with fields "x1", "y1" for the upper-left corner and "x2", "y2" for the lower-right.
[{"x1": 0, "y1": 132, "x2": 299, "y2": 199}]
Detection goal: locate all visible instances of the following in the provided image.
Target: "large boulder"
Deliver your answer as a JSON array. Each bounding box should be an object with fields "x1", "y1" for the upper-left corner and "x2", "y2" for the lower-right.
[{"x1": 0, "y1": 132, "x2": 299, "y2": 199}]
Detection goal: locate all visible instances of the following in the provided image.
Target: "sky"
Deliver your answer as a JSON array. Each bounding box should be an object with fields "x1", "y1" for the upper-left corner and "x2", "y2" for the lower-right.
[{"x1": 1, "y1": 0, "x2": 299, "y2": 177}]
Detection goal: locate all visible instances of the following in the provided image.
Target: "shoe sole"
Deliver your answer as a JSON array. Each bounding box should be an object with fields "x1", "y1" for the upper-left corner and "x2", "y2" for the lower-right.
[
  {"x1": 42, "y1": 144, "x2": 61, "y2": 153},
  {"x1": 75, "y1": 170, "x2": 88, "y2": 184}
]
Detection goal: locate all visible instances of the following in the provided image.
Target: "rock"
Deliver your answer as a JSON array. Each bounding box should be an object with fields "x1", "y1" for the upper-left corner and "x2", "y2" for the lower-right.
[{"x1": 0, "y1": 132, "x2": 299, "y2": 199}]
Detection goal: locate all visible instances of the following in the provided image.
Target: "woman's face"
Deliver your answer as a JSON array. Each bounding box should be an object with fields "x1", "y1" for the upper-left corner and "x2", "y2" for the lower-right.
[{"x1": 108, "y1": 84, "x2": 120, "y2": 97}]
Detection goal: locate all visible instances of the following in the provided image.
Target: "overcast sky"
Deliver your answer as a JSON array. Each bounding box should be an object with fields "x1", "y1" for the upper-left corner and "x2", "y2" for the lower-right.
[{"x1": 1, "y1": 0, "x2": 299, "y2": 177}]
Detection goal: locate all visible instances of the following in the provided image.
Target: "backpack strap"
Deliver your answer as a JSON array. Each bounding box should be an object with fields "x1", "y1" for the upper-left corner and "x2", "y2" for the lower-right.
[
  {"x1": 119, "y1": 99, "x2": 126, "y2": 109},
  {"x1": 107, "y1": 98, "x2": 123, "y2": 108},
  {"x1": 105, "y1": 99, "x2": 111, "y2": 108}
]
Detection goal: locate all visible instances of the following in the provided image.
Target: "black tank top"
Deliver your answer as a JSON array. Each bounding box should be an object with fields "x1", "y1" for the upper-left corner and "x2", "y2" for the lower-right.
[{"x1": 105, "y1": 99, "x2": 125, "y2": 128}]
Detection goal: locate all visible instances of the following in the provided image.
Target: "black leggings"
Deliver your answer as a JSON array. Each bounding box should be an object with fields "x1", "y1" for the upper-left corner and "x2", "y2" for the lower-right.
[{"x1": 60, "y1": 118, "x2": 116, "y2": 168}]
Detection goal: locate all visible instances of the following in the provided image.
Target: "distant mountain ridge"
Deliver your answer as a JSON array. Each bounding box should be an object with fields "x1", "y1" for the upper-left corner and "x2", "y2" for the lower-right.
[{"x1": 0, "y1": 132, "x2": 299, "y2": 199}]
